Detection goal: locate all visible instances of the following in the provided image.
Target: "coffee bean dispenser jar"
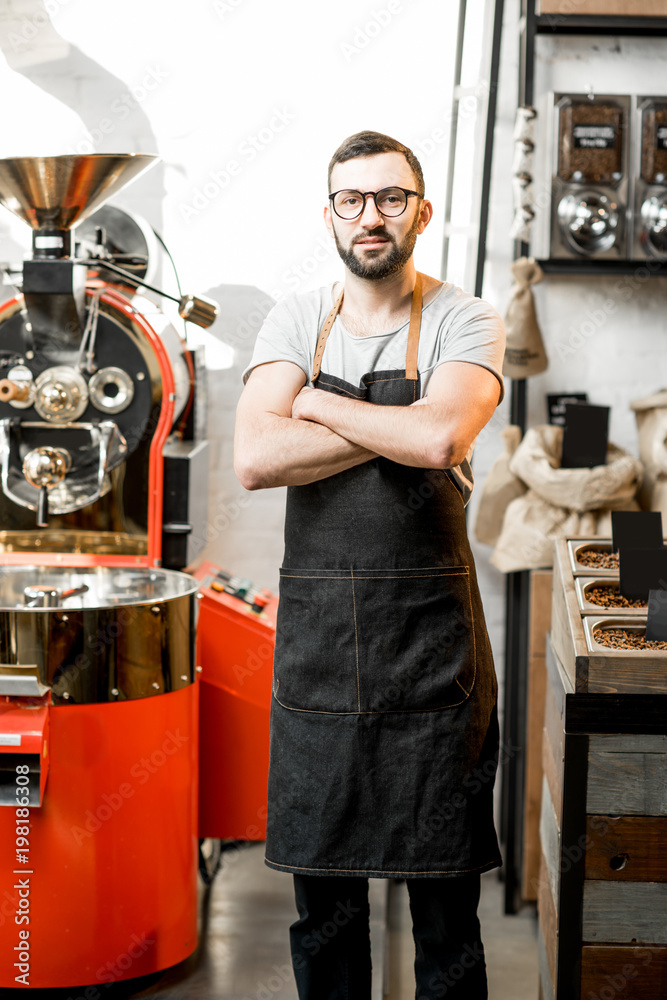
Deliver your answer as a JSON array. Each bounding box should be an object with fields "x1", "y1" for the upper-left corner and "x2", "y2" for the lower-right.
[
  {"x1": 632, "y1": 96, "x2": 667, "y2": 260},
  {"x1": 544, "y1": 93, "x2": 631, "y2": 260}
]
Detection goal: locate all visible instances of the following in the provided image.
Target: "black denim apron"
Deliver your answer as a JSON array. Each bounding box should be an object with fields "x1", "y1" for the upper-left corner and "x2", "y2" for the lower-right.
[{"x1": 265, "y1": 274, "x2": 502, "y2": 878}]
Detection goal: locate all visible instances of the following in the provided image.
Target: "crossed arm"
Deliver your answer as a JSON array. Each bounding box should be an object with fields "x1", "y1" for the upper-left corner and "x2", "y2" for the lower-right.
[{"x1": 233, "y1": 359, "x2": 501, "y2": 491}]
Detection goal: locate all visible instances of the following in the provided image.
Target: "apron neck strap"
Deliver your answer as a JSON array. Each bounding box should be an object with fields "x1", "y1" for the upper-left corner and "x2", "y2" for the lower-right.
[
  {"x1": 311, "y1": 272, "x2": 424, "y2": 383},
  {"x1": 405, "y1": 272, "x2": 422, "y2": 381},
  {"x1": 312, "y1": 287, "x2": 344, "y2": 383}
]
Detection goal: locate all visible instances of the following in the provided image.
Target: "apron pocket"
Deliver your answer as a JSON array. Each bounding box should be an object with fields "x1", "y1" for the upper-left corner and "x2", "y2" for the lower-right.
[
  {"x1": 351, "y1": 566, "x2": 476, "y2": 712},
  {"x1": 274, "y1": 569, "x2": 361, "y2": 714}
]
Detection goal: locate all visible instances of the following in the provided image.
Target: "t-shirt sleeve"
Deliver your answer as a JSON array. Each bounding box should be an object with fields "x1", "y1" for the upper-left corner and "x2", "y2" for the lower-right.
[
  {"x1": 432, "y1": 294, "x2": 506, "y2": 403},
  {"x1": 242, "y1": 295, "x2": 311, "y2": 384}
]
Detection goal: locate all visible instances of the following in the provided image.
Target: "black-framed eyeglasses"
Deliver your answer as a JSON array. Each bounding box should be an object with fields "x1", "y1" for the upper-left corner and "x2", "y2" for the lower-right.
[{"x1": 329, "y1": 187, "x2": 422, "y2": 220}]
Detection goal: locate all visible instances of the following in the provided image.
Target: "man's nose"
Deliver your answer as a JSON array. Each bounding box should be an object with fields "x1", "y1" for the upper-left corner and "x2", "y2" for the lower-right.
[{"x1": 359, "y1": 194, "x2": 384, "y2": 227}]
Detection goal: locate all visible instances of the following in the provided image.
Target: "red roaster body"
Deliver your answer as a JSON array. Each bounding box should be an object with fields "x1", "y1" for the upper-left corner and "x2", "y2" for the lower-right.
[
  {"x1": 192, "y1": 560, "x2": 276, "y2": 841},
  {"x1": 0, "y1": 154, "x2": 214, "y2": 989},
  {"x1": 0, "y1": 687, "x2": 198, "y2": 989}
]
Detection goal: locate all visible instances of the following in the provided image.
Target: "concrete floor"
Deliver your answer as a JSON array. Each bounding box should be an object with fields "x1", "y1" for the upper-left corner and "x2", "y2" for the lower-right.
[{"x1": 0, "y1": 843, "x2": 538, "y2": 999}]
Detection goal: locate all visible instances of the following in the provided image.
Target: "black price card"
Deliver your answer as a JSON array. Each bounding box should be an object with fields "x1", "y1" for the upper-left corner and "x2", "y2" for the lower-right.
[
  {"x1": 645, "y1": 588, "x2": 667, "y2": 642},
  {"x1": 560, "y1": 403, "x2": 609, "y2": 469},
  {"x1": 619, "y1": 547, "x2": 667, "y2": 601},
  {"x1": 611, "y1": 510, "x2": 663, "y2": 554},
  {"x1": 547, "y1": 393, "x2": 588, "y2": 427}
]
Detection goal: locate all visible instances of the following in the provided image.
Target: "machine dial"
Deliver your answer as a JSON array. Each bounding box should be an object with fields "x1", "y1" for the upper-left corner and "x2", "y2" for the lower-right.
[
  {"x1": 89, "y1": 367, "x2": 134, "y2": 414},
  {"x1": 34, "y1": 366, "x2": 89, "y2": 422}
]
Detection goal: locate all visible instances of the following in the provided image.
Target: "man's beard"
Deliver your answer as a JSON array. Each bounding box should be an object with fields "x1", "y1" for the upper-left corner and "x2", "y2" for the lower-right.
[{"x1": 334, "y1": 213, "x2": 421, "y2": 280}]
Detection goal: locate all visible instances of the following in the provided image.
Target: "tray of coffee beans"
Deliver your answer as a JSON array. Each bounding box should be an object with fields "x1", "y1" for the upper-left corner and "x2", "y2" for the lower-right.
[
  {"x1": 575, "y1": 577, "x2": 647, "y2": 615},
  {"x1": 584, "y1": 616, "x2": 667, "y2": 654},
  {"x1": 567, "y1": 539, "x2": 619, "y2": 576}
]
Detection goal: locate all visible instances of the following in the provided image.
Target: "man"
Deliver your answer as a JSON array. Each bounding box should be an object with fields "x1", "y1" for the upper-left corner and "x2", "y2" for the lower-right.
[{"x1": 234, "y1": 131, "x2": 505, "y2": 1000}]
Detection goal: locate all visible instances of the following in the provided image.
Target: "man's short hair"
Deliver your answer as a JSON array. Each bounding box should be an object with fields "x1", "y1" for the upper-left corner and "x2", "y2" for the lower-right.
[{"x1": 328, "y1": 131, "x2": 425, "y2": 197}]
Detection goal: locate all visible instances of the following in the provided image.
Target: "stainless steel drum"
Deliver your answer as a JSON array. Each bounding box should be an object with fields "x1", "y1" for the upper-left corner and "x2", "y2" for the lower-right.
[{"x1": 0, "y1": 565, "x2": 198, "y2": 705}]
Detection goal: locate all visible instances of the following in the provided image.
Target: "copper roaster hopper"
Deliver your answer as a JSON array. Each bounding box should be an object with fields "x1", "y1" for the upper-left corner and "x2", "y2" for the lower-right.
[{"x1": 0, "y1": 153, "x2": 158, "y2": 233}]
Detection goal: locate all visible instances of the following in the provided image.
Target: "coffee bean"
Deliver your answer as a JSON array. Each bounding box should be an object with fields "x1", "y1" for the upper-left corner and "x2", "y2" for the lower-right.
[
  {"x1": 592, "y1": 627, "x2": 667, "y2": 651},
  {"x1": 578, "y1": 549, "x2": 618, "y2": 570},
  {"x1": 586, "y1": 586, "x2": 646, "y2": 609}
]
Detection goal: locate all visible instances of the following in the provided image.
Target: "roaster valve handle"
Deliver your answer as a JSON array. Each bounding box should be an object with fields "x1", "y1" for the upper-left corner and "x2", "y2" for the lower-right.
[
  {"x1": 178, "y1": 294, "x2": 219, "y2": 329},
  {"x1": 37, "y1": 486, "x2": 48, "y2": 528},
  {"x1": 22, "y1": 446, "x2": 72, "y2": 528},
  {"x1": 0, "y1": 378, "x2": 30, "y2": 403}
]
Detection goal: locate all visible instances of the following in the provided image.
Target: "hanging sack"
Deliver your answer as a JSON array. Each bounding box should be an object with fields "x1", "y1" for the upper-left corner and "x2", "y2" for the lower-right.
[{"x1": 502, "y1": 257, "x2": 548, "y2": 379}]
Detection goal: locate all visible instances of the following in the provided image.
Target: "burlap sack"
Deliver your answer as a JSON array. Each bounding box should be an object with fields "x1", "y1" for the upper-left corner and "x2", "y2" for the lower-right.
[
  {"x1": 474, "y1": 426, "x2": 527, "y2": 547},
  {"x1": 490, "y1": 492, "x2": 640, "y2": 572},
  {"x1": 502, "y1": 257, "x2": 548, "y2": 379},
  {"x1": 508, "y1": 424, "x2": 643, "y2": 512}
]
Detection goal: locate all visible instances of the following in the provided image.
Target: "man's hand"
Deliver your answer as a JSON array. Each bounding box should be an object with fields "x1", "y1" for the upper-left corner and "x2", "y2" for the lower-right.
[
  {"x1": 292, "y1": 386, "x2": 336, "y2": 422},
  {"x1": 234, "y1": 362, "x2": 377, "y2": 490}
]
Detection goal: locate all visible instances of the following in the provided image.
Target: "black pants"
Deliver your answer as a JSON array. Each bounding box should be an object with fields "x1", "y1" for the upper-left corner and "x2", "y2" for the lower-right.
[{"x1": 289, "y1": 872, "x2": 488, "y2": 1000}]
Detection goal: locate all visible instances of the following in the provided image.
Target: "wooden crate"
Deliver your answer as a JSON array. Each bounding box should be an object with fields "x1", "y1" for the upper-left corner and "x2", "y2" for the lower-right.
[
  {"x1": 538, "y1": 0, "x2": 667, "y2": 14},
  {"x1": 537, "y1": 638, "x2": 667, "y2": 1000},
  {"x1": 550, "y1": 538, "x2": 667, "y2": 694}
]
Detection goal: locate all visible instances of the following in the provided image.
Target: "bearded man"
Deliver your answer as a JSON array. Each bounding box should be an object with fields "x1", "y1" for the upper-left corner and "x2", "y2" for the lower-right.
[{"x1": 234, "y1": 130, "x2": 505, "y2": 1000}]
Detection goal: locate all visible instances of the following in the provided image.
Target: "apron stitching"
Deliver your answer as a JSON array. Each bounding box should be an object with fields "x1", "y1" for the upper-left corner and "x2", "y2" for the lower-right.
[
  {"x1": 315, "y1": 379, "x2": 363, "y2": 398},
  {"x1": 456, "y1": 584, "x2": 477, "y2": 698},
  {"x1": 350, "y1": 568, "x2": 361, "y2": 713},
  {"x1": 272, "y1": 691, "x2": 473, "y2": 714},
  {"x1": 264, "y1": 856, "x2": 500, "y2": 875},
  {"x1": 279, "y1": 572, "x2": 469, "y2": 579}
]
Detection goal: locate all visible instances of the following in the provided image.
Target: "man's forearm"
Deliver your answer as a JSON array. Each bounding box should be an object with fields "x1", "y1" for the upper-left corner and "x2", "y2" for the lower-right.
[
  {"x1": 294, "y1": 391, "x2": 463, "y2": 469},
  {"x1": 234, "y1": 412, "x2": 377, "y2": 490}
]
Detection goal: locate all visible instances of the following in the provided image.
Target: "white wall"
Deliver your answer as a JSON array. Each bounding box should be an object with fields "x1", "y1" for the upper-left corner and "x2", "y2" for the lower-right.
[{"x1": 0, "y1": 0, "x2": 461, "y2": 595}]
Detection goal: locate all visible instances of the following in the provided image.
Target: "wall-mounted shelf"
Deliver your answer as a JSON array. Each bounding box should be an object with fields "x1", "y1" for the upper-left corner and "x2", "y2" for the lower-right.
[
  {"x1": 536, "y1": 257, "x2": 667, "y2": 275},
  {"x1": 534, "y1": 13, "x2": 667, "y2": 35}
]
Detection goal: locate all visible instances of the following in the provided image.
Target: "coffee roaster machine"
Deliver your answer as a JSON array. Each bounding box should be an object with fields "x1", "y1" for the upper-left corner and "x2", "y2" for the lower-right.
[{"x1": 0, "y1": 154, "x2": 278, "y2": 990}]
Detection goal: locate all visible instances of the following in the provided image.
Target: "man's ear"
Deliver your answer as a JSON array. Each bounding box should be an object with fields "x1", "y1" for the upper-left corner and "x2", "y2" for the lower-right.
[
  {"x1": 417, "y1": 199, "x2": 434, "y2": 235},
  {"x1": 324, "y1": 204, "x2": 336, "y2": 238}
]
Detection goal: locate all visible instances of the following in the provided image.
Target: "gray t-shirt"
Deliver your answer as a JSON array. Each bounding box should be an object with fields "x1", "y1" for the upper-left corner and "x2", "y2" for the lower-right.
[{"x1": 243, "y1": 280, "x2": 506, "y2": 504}]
